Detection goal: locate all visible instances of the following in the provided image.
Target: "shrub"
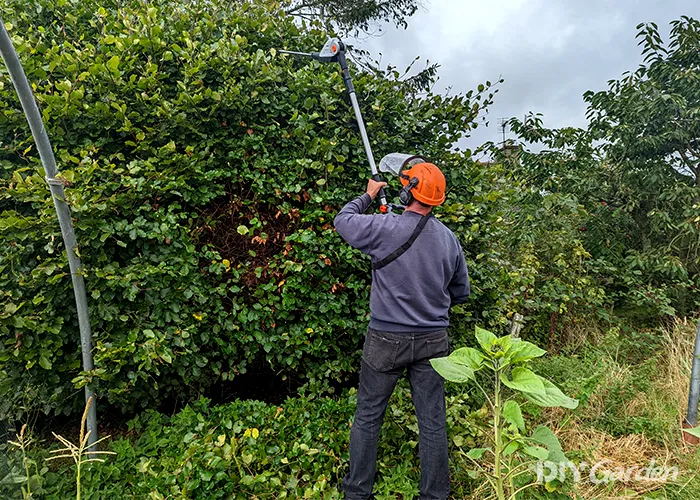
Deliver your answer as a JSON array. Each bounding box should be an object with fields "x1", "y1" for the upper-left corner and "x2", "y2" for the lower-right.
[{"x1": 0, "y1": 0, "x2": 496, "y2": 418}]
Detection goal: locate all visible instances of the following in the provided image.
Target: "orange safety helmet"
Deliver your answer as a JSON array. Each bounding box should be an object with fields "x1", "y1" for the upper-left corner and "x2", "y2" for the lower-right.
[{"x1": 399, "y1": 162, "x2": 446, "y2": 206}]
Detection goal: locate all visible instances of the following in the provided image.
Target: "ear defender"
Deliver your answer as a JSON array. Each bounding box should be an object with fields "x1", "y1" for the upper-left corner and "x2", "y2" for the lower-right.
[{"x1": 399, "y1": 176, "x2": 419, "y2": 205}]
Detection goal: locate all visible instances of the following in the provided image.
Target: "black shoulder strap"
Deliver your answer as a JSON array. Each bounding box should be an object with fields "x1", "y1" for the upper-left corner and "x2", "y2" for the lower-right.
[{"x1": 372, "y1": 215, "x2": 431, "y2": 270}]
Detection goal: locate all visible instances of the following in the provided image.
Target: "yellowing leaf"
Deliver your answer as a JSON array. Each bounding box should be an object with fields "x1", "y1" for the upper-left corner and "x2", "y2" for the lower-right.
[
  {"x1": 56, "y1": 80, "x2": 72, "y2": 92},
  {"x1": 106, "y1": 55, "x2": 120, "y2": 72},
  {"x1": 243, "y1": 427, "x2": 259, "y2": 439},
  {"x1": 193, "y1": 313, "x2": 203, "y2": 321}
]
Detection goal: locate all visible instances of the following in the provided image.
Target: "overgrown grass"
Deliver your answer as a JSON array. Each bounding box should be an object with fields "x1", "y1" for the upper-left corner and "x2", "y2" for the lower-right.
[{"x1": 532, "y1": 320, "x2": 700, "y2": 499}]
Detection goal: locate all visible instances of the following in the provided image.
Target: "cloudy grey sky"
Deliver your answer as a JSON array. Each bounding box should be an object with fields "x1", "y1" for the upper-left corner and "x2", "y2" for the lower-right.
[{"x1": 351, "y1": 0, "x2": 697, "y2": 152}]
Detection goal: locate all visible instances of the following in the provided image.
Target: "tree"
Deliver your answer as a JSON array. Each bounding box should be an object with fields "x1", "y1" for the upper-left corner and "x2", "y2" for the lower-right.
[
  {"x1": 584, "y1": 16, "x2": 700, "y2": 185},
  {"x1": 282, "y1": 0, "x2": 421, "y2": 33}
]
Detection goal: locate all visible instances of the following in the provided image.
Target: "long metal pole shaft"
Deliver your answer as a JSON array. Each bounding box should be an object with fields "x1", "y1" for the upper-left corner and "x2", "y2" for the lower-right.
[
  {"x1": 347, "y1": 92, "x2": 378, "y2": 175},
  {"x1": 0, "y1": 19, "x2": 97, "y2": 449},
  {"x1": 336, "y1": 50, "x2": 387, "y2": 208},
  {"x1": 686, "y1": 319, "x2": 700, "y2": 427}
]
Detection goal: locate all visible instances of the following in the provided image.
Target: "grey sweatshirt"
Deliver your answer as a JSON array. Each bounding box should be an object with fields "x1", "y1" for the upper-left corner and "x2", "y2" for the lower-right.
[{"x1": 334, "y1": 193, "x2": 470, "y2": 333}]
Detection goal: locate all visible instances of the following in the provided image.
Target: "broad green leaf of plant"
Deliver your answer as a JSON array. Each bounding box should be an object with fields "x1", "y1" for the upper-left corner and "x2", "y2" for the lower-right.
[
  {"x1": 475, "y1": 326, "x2": 498, "y2": 352},
  {"x1": 106, "y1": 55, "x2": 120, "y2": 72},
  {"x1": 450, "y1": 347, "x2": 484, "y2": 371},
  {"x1": 523, "y1": 378, "x2": 579, "y2": 409},
  {"x1": 430, "y1": 357, "x2": 475, "y2": 383},
  {"x1": 503, "y1": 400, "x2": 525, "y2": 432},
  {"x1": 523, "y1": 445, "x2": 549, "y2": 460},
  {"x1": 509, "y1": 339, "x2": 547, "y2": 364},
  {"x1": 530, "y1": 425, "x2": 566, "y2": 463},
  {"x1": 501, "y1": 367, "x2": 545, "y2": 395}
]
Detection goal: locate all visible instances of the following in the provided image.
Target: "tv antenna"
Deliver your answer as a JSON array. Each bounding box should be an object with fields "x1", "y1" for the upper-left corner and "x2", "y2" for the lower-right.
[{"x1": 498, "y1": 117, "x2": 509, "y2": 145}]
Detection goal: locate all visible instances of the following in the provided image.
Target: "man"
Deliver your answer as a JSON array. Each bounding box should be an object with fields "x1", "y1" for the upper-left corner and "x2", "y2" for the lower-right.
[{"x1": 334, "y1": 162, "x2": 470, "y2": 500}]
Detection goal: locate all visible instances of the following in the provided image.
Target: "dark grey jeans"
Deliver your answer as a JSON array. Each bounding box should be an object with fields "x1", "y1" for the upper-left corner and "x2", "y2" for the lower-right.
[{"x1": 342, "y1": 328, "x2": 450, "y2": 500}]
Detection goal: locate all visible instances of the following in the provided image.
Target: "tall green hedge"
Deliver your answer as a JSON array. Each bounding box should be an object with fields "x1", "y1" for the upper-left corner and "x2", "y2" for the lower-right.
[{"x1": 0, "y1": 0, "x2": 504, "y2": 418}]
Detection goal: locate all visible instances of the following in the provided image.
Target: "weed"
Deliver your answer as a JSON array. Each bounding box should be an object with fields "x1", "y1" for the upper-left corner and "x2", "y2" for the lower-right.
[
  {"x1": 6, "y1": 424, "x2": 44, "y2": 499},
  {"x1": 45, "y1": 397, "x2": 116, "y2": 500}
]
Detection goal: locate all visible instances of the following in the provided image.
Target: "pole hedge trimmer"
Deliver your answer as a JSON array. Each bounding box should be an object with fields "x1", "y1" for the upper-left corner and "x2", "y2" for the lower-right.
[{"x1": 280, "y1": 38, "x2": 424, "y2": 213}]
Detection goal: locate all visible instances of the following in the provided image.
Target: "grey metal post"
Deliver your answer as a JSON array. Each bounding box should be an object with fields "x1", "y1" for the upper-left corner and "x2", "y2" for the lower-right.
[
  {"x1": 686, "y1": 319, "x2": 700, "y2": 427},
  {"x1": 0, "y1": 19, "x2": 97, "y2": 449}
]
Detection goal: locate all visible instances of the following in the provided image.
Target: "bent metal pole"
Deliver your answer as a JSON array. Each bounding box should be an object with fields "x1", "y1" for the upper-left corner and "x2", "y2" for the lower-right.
[{"x1": 0, "y1": 19, "x2": 98, "y2": 448}]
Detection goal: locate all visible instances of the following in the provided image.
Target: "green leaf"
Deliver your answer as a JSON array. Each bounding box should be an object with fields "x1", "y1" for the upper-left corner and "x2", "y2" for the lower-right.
[
  {"x1": 503, "y1": 400, "x2": 525, "y2": 431},
  {"x1": 430, "y1": 357, "x2": 475, "y2": 383},
  {"x1": 509, "y1": 339, "x2": 547, "y2": 363},
  {"x1": 56, "y1": 80, "x2": 72, "y2": 92},
  {"x1": 450, "y1": 347, "x2": 484, "y2": 370},
  {"x1": 107, "y1": 56, "x2": 120, "y2": 71},
  {"x1": 39, "y1": 355, "x2": 52, "y2": 370},
  {"x1": 503, "y1": 441, "x2": 519, "y2": 456},
  {"x1": 684, "y1": 427, "x2": 700, "y2": 439},
  {"x1": 523, "y1": 378, "x2": 579, "y2": 409},
  {"x1": 530, "y1": 425, "x2": 566, "y2": 463},
  {"x1": 237, "y1": 225, "x2": 249, "y2": 235},
  {"x1": 465, "y1": 447, "x2": 489, "y2": 460},
  {"x1": 523, "y1": 445, "x2": 549, "y2": 460},
  {"x1": 475, "y1": 326, "x2": 497, "y2": 351},
  {"x1": 501, "y1": 367, "x2": 545, "y2": 394},
  {"x1": 1, "y1": 471, "x2": 26, "y2": 484},
  {"x1": 106, "y1": 55, "x2": 120, "y2": 72}
]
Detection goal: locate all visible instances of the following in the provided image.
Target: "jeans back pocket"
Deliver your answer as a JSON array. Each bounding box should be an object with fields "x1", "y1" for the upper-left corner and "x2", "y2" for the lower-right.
[
  {"x1": 425, "y1": 334, "x2": 450, "y2": 360},
  {"x1": 363, "y1": 331, "x2": 400, "y2": 372}
]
